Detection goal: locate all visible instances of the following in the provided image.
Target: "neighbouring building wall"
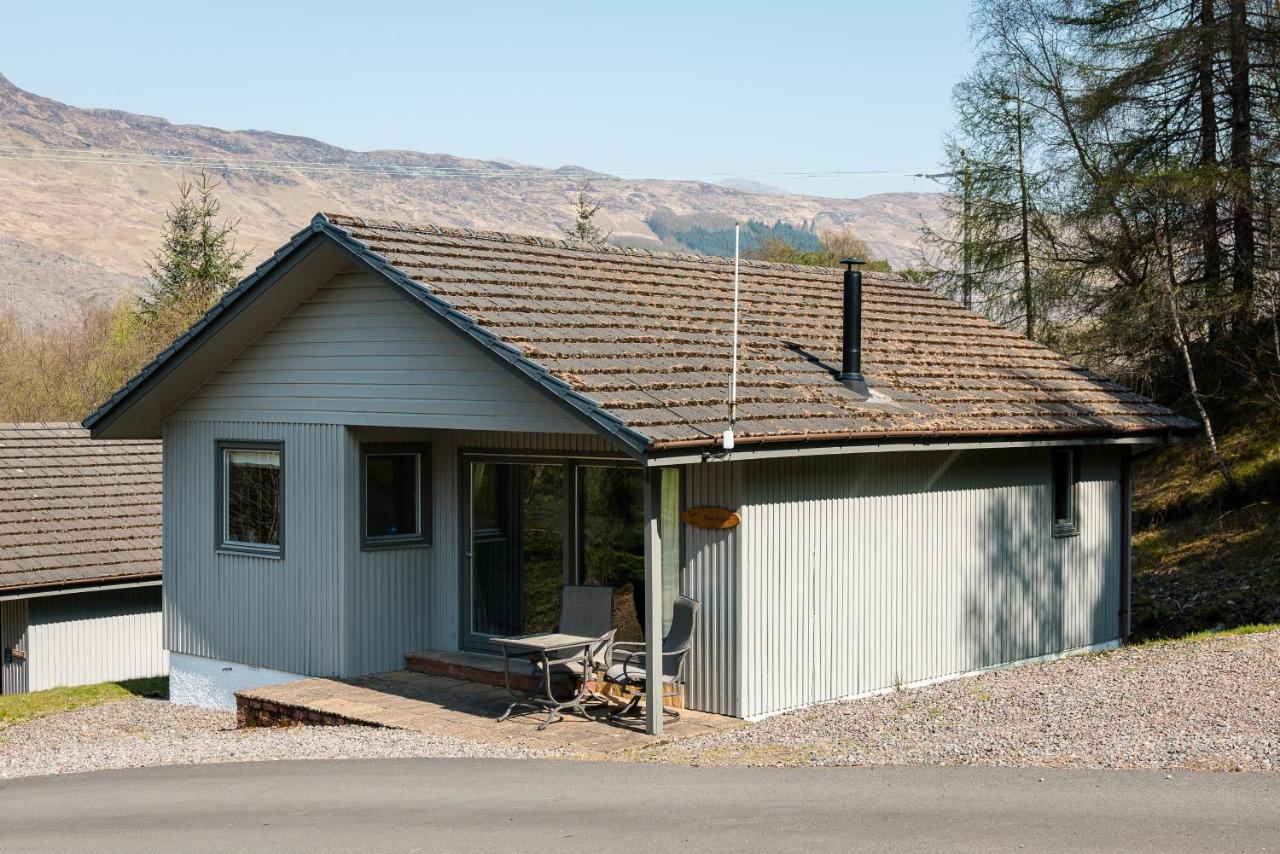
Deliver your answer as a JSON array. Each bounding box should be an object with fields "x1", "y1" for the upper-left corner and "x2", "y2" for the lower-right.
[
  {"x1": 680, "y1": 445, "x2": 1125, "y2": 719},
  {"x1": 26, "y1": 586, "x2": 166, "y2": 691}
]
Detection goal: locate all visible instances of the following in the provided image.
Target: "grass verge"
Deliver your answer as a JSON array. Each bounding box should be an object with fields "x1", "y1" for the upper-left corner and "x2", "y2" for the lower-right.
[
  {"x1": 1132, "y1": 409, "x2": 1280, "y2": 641},
  {"x1": 1136, "y1": 623, "x2": 1280, "y2": 647},
  {"x1": 0, "y1": 677, "x2": 167, "y2": 728}
]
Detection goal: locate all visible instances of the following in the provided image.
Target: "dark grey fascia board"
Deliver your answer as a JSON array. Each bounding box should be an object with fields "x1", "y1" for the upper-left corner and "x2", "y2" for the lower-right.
[
  {"x1": 314, "y1": 216, "x2": 654, "y2": 459},
  {"x1": 83, "y1": 222, "x2": 329, "y2": 437},
  {"x1": 0, "y1": 576, "x2": 163, "y2": 602},
  {"x1": 643, "y1": 430, "x2": 1178, "y2": 467}
]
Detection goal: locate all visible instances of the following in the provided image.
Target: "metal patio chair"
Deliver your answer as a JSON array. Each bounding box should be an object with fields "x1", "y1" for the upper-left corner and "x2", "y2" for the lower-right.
[
  {"x1": 533, "y1": 585, "x2": 616, "y2": 692},
  {"x1": 603, "y1": 595, "x2": 700, "y2": 722}
]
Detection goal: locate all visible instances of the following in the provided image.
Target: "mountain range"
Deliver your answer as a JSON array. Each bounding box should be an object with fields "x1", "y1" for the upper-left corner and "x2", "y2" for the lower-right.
[{"x1": 0, "y1": 73, "x2": 943, "y2": 326}]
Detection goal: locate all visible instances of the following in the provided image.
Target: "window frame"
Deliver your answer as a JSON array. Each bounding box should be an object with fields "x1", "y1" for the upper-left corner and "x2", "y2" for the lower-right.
[
  {"x1": 1051, "y1": 447, "x2": 1081, "y2": 538},
  {"x1": 360, "y1": 441, "x2": 432, "y2": 550},
  {"x1": 216, "y1": 440, "x2": 285, "y2": 559}
]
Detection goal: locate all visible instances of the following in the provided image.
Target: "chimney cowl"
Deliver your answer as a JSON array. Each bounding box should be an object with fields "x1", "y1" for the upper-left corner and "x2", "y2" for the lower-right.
[{"x1": 837, "y1": 259, "x2": 870, "y2": 398}]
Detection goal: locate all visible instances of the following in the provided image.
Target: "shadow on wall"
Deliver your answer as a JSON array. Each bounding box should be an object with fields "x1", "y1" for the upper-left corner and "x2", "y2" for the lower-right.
[{"x1": 963, "y1": 493, "x2": 1113, "y2": 671}]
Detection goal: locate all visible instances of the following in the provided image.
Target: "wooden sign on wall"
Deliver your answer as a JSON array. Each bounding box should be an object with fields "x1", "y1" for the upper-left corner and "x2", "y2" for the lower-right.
[{"x1": 681, "y1": 506, "x2": 741, "y2": 530}]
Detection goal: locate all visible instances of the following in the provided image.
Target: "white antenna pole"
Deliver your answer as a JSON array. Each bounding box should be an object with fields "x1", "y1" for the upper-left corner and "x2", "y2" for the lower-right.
[{"x1": 724, "y1": 224, "x2": 740, "y2": 450}]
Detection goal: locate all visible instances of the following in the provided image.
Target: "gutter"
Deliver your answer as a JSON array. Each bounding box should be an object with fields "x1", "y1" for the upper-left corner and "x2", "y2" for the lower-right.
[
  {"x1": 0, "y1": 574, "x2": 162, "y2": 602},
  {"x1": 650, "y1": 424, "x2": 1197, "y2": 452}
]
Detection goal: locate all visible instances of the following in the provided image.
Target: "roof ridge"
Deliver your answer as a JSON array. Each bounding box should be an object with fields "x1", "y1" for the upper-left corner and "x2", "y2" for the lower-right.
[{"x1": 319, "y1": 212, "x2": 909, "y2": 282}]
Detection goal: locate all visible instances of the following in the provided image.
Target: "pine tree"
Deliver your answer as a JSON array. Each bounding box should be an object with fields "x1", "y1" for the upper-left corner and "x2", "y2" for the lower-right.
[
  {"x1": 925, "y1": 0, "x2": 1280, "y2": 488},
  {"x1": 141, "y1": 171, "x2": 247, "y2": 325},
  {"x1": 921, "y1": 1, "x2": 1069, "y2": 344},
  {"x1": 563, "y1": 184, "x2": 611, "y2": 244}
]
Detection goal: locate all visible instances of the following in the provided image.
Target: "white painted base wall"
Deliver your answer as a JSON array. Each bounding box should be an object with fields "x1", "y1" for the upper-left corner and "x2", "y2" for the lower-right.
[{"x1": 168, "y1": 652, "x2": 305, "y2": 711}]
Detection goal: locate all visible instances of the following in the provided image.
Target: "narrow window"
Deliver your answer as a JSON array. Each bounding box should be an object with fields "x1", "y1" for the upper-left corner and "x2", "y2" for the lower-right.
[
  {"x1": 218, "y1": 442, "x2": 283, "y2": 556},
  {"x1": 362, "y1": 443, "x2": 431, "y2": 548},
  {"x1": 1052, "y1": 448, "x2": 1079, "y2": 537}
]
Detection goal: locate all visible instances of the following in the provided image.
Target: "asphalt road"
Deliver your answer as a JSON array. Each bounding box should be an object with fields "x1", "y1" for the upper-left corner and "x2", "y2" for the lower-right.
[{"x1": 2, "y1": 759, "x2": 1277, "y2": 853}]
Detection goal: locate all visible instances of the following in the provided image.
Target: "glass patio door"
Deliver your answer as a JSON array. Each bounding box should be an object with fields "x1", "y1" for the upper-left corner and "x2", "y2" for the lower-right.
[
  {"x1": 463, "y1": 460, "x2": 568, "y2": 649},
  {"x1": 460, "y1": 455, "x2": 675, "y2": 653}
]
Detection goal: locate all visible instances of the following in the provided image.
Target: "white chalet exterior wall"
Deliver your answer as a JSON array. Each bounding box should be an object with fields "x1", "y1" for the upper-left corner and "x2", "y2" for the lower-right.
[{"x1": 694, "y1": 445, "x2": 1124, "y2": 719}]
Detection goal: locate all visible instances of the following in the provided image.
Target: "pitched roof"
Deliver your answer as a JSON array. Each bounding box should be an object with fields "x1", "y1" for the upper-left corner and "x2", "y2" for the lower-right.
[
  {"x1": 0, "y1": 423, "x2": 161, "y2": 594},
  {"x1": 320, "y1": 214, "x2": 1196, "y2": 449}
]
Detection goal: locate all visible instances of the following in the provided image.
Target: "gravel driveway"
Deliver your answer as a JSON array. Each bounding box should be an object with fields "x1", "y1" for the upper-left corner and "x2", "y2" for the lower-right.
[
  {"x1": 0, "y1": 699, "x2": 562, "y2": 779},
  {"x1": 5, "y1": 631, "x2": 1277, "y2": 778},
  {"x1": 643, "y1": 630, "x2": 1280, "y2": 771}
]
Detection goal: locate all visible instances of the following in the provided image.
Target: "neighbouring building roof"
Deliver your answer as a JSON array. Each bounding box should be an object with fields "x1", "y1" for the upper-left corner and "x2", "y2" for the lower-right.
[
  {"x1": 0, "y1": 423, "x2": 161, "y2": 594},
  {"x1": 323, "y1": 214, "x2": 1196, "y2": 449},
  {"x1": 83, "y1": 213, "x2": 1199, "y2": 453}
]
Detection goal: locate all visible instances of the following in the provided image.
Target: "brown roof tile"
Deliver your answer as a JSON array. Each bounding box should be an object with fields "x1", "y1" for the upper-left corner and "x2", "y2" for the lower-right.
[
  {"x1": 324, "y1": 215, "x2": 1197, "y2": 450},
  {"x1": 0, "y1": 423, "x2": 161, "y2": 593}
]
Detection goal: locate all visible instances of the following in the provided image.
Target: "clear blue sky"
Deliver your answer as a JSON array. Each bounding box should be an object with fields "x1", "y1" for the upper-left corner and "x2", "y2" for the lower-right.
[{"x1": 2, "y1": 1, "x2": 973, "y2": 198}]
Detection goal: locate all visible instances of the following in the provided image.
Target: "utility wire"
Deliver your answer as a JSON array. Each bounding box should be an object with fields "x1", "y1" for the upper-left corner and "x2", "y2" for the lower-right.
[{"x1": 0, "y1": 144, "x2": 945, "y2": 183}]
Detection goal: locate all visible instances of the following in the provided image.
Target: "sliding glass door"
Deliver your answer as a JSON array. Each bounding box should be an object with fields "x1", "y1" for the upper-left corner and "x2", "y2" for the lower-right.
[
  {"x1": 461, "y1": 455, "x2": 673, "y2": 652},
  {"x1": 464, "y1": 461, "x2": 567, "y2": 648}
]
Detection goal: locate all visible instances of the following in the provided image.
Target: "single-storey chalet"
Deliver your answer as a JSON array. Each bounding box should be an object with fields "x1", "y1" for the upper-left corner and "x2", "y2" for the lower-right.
[
  {"x1": 85, "y1": 214, "x2": 1197, "y2": 730},
  {"x1": 1, "y1": 423, "x2": 165, "y2": 693}
]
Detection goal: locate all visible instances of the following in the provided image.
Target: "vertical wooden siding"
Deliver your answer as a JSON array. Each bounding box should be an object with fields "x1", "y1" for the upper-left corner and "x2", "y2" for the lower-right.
[
  {"x1": 674, "y1": 447, "x2": 1123, "y2": 719},
  {"x1": 0, "y1": 599, "x2": 27, "y2": 693},
  {"x1": 165, "y1": 418, "x2": 619, "y2": 678},
  {"x1": 26, "y1": 587, "x2": 167, "y2": 690},
  {"x1": 163, "y1": 420, "x2": 348, "y2": 675},
  {"x1": 680, "y1": 461, "x2": 743, "y2": 717},
  {"x1": 731, "y1": 446, "x2": 1123, "y2": 718}
]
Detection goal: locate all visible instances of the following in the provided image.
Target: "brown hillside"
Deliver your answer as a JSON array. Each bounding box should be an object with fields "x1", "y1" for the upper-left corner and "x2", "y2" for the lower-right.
[{"x1": 0, "y1": 73, "x2": 942, "y2": 325}]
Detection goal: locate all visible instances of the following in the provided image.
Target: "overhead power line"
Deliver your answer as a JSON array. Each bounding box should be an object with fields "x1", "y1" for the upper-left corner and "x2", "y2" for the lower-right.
[{"x1": 0, "y1": 144, "x2": 944, "y2": 184}]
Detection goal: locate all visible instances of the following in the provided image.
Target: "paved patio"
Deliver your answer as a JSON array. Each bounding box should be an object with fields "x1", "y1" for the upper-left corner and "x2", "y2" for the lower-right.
[{"x1": 236, "y1": 670, "x2": 742, "y2": 756}]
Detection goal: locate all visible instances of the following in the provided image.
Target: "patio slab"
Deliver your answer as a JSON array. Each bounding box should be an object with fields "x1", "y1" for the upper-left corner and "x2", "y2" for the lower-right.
[{"x1": 235, "y1": 670, "x2": 742, "y2": 756}]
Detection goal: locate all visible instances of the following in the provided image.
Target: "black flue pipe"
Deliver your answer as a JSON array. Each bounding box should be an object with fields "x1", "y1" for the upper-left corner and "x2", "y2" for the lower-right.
[{"x1": 838, "y1": 258, "x2": 869, "y2": 397}]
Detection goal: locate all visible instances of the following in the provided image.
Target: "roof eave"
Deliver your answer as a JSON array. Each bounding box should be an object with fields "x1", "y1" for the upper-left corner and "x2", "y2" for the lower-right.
[
  {"x1": 82, "y1": 220, "x2": 329, "y2": 436},
  {"x1": 0, "y1": 571, "x2": 163, "y2": 600},
  {"x1": 315, "y1": 216, "x2": 655, "y2": 459},
  {"x1": 648, "y1": 422, "x2": 1200, "y2": 456},
  {"x1": 84, "y1": 214, "x2": 656, "y2": 458}
]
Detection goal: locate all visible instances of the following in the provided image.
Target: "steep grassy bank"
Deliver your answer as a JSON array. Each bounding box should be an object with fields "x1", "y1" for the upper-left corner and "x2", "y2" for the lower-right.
[{"x1": 1131, "y1": 411, "x2": 1280, "y2": 640}]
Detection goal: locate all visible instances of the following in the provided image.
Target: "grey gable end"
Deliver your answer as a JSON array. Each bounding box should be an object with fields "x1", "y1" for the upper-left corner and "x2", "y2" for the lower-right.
[{"x1": 84, "y1": 215, "x2": 652, "y2": 457}]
